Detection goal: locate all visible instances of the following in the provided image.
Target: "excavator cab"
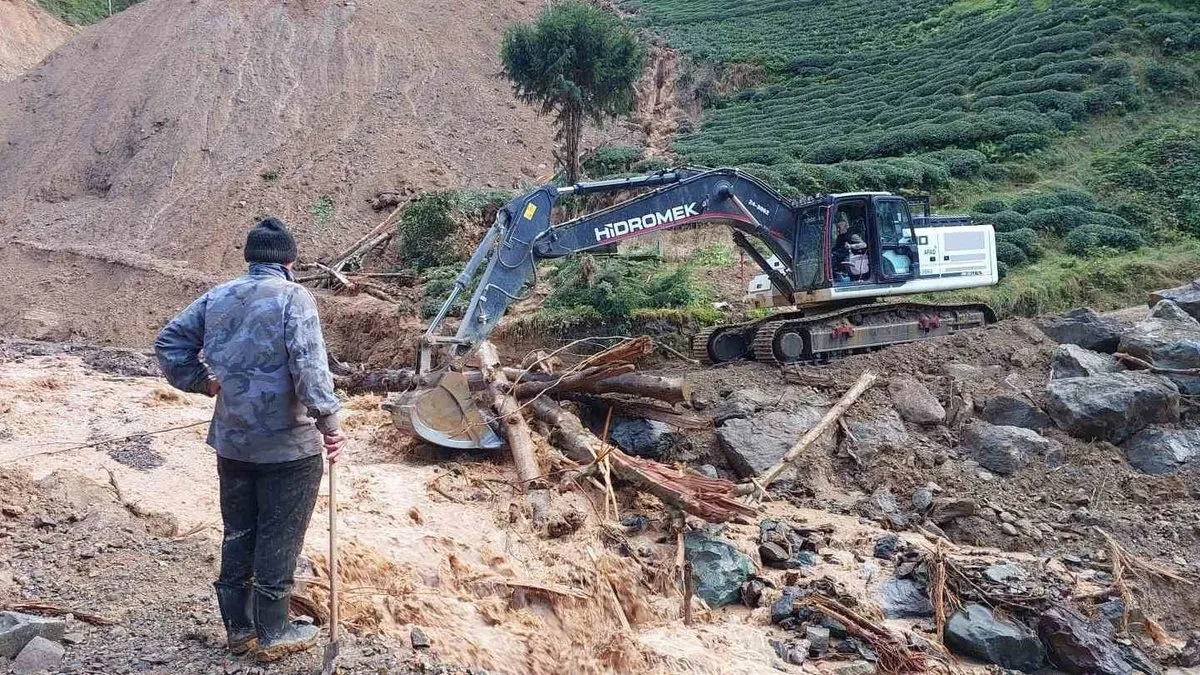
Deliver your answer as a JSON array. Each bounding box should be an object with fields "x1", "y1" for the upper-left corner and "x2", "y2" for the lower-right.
[{"x1": 827, "y1": 194, "x2": 918, "y2": 286}]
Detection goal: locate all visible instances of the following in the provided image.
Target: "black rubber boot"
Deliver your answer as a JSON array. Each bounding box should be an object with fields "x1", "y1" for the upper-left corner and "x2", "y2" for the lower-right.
[
  {"x1": 253, "y1": 593, "x2": 318, "y2": 662},
  {"x1": 214, "y1": 584, "x2": 257, "y2": 655}
]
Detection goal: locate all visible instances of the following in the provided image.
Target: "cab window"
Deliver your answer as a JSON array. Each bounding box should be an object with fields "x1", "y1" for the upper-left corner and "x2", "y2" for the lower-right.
[{"x1": 876, "y1": 200, "x2": 913, "y2": 244}]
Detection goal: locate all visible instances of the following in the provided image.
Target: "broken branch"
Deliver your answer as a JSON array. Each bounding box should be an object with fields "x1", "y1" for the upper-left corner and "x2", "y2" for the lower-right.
[{"x1": 479, "y1": 341, "x2": 542, "y2": 488}]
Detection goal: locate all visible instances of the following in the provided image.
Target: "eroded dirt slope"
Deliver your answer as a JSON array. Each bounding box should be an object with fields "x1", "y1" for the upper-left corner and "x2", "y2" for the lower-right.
[{"x1": 0, "y1": 0, "x2": 74, "y2": 83}]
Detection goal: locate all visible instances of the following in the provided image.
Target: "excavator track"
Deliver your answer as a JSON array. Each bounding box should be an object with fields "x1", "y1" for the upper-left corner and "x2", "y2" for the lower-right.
[
  {"x1": 697, "y1": 301, "x2": 995, "y2": 366},
  {"x1": 753, "y1": 301, "x2": 995, "y2": 366}
]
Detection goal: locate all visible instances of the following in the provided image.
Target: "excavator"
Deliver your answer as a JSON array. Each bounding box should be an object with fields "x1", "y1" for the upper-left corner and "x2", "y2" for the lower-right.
[{"x1": 393, "y1": 166, "x2": 998, "y2": 449}]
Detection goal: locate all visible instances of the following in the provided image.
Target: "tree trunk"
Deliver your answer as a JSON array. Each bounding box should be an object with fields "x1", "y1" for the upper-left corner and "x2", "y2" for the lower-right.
[{"x1": 562, "y1": 105, "x2": 582, "y2": 184}]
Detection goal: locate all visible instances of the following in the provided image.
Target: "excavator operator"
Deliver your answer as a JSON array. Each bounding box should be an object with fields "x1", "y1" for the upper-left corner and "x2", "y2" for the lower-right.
[{"x1": 832, "y1": 211, "x2": 868, "y2": 281}]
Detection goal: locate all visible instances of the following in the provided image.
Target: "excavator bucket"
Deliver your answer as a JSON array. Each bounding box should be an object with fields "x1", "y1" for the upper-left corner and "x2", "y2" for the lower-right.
[{"x1": 385, "y1": 371, "x2": 505, "y2": 450}]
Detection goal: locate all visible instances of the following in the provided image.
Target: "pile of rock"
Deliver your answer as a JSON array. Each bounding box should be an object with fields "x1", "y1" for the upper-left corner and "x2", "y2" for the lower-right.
[{"x1": 1038, "y1": 285, "x2": 1200, "y2": 475}]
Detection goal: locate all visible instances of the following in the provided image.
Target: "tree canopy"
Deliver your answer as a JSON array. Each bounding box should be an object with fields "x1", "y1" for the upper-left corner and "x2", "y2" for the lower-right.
[{"x1": 501, "y1": 1, "x2": 647, "y2": 183}]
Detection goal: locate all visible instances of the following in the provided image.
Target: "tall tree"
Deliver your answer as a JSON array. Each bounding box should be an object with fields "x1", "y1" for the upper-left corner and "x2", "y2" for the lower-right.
[{"x1": 501, "y1": 1, "x2": 647, "y2": 183}]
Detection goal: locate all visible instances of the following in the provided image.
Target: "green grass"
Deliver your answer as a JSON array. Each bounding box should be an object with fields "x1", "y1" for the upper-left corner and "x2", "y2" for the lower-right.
[
  {"x1": 36, "y1": 0, "x2": 142, "y2": 25},
  {"x1": 310, "y1": 196, "x2": 334, "y2": 224},
  {"x1": 937, "y1": 239, "x2": 1200, "y2": 317}
]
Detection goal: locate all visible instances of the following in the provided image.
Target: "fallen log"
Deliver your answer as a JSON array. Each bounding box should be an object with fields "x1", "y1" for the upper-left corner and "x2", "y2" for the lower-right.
[
  {"x1": 561, "y1": 393, "x2": 711, "y2": 430},
  {"x1": 579, "y1": 336, "x2": 654, "y2": 367},
  {"x1": 333, "y1": 369, "x2": 416, "y2": 395},
  {"x1": 504, "y1": 367, "x2": 692, "y2": 405},
  {"x1": 736, "y1": 370, "x2": 877, "y2": 496},
  {"x1": 479, "y1": 342, "x2": 542, "y2": 488},
  {"x1": 528, "y1": 397, "x2": 755, "y2": 522}
]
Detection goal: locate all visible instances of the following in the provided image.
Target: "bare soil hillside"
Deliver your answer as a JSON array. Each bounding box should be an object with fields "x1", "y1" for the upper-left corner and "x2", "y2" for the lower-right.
[
  {"x1": 0, "y1": 0, "x2": 609, "y2": 346},
  {"x1": 0, "y1": 0, "x2": 74, "y2": 83}
]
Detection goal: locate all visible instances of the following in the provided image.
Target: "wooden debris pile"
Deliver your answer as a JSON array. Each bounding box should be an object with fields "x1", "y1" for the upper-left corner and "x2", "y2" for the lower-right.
[{"x1": 294, "y1": 202, "x2": 416, "y2": 303}]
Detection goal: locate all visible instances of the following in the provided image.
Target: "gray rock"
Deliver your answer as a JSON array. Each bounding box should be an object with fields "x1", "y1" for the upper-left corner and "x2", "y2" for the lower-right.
[
  {"x1": 980, "y1": 395, "x2": 1051, "y2": 430},
  {"x1": 1038, "y1": 605, "x2": 1134, "y2": 675},
  {"x1": 770, "y1": 586, "x2": 802, "y2": 625},
  {"x1": 928, "y1": 498, "x2": 976, "y2": 525},
  {"x1": 984, "y1": 562, "x2": 1028, "y2": 584},
  {"x1": 888, "y1": 375, "x2": 945, "y2": 424},
  {"x1": 944, "y1": 603, "x2": 1045, "y2": 672},
  {"x1": 769, "y1": 638, "x2": 809, "y2": 666},
  {"x1": 912, "y1": 487, "x2": 934, "y2": 512},
  {"x1": 805, "y1": 624, "x2": 830, "y2": 656},
  {"x1": 716, "y1": 408, "x2": 830, "y2": 478},
  {"x1": 12, "y1": 637, "x2": 64, "y2": 674},
  {"x1": 711, "y1": 388, "x2": 780, "y2": 425},
  {"x1": 684, "y1": 531, "x2": 754, "y2": 608},
  {"x1": 830, "y1": 663, "x2": 876, "y2": 675},
  {"x1": 877, "y1": 578, "x2": 933, "y2": 619},
  {"x1": 1037, "y1": 307, "x2": 1123, "y2": 353},
  {"x1": 1050, "y1": 344, "x2": 1124, "y2": 380},
  {"x1": 1120, "y1": 426, "x2": 1200, "y2": 475},
  {"x1": 410, "y1": 626, "x2": 430, "y2": 650},
  {"x1": 941, "y1": 362, "x2": 1006, "y2": 381},
  {"x1": 1118, "y1": 314, "x2": 1200, "y2": 394},
  {"x1": 0, "y1": 613, "x2": 66, "y2": 659},
  {"x1": 1148, "y1": 299, "x2": 1197, "y2": 323},
  {"x1": 961, "y1": 422, "x2": 1063, "y2": 475},
  {"x1": 606, "y1": 416, "x2": 680, "y2": 460},
  {"x1": 1178, "y1": 632, "x2": 1200, "y2": 668},
  {"x1": 1045, "y1": 373, "x2": 1180, "y2": 444},
  {"x1": 843, "y1": 409, "x2": 909, "y2": 459},
  {"x1": 1149, "y1": 280, "x2": 1200, "y2": 322}
]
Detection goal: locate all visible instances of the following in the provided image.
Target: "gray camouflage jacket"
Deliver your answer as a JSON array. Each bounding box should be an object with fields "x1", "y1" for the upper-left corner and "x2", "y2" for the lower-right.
[{"x1": 154, "y1": 263, "x2": 341, "y2": 463}]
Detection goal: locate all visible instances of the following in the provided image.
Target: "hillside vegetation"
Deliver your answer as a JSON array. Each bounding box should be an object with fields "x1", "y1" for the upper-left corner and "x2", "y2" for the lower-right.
[
  {"x1": 36, "y1": 0, "x2": 140, "y2": 24},
  {"x1": 615, "y1": 0, "x2": 1199, "y2": 313}
]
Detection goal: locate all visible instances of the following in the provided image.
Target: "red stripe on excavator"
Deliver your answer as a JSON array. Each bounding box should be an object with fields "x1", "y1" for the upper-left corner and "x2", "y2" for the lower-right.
[{"x1": 595, "y1": 212, "x2": 753, "y2": 245}]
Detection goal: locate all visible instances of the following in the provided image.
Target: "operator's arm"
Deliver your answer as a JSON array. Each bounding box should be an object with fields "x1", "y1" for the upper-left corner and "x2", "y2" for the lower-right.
[
  {"x1": 154, "y1": 295, "x2": 216, "y2": 396},
  {"x1": 283, "y1": 287, "x2": 341, "y2": 433}
]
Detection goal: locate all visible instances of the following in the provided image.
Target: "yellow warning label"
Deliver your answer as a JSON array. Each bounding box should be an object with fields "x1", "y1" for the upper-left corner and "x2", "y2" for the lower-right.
[{"x1": 523, "y1": 203, "x2": 538, "y2": 220}]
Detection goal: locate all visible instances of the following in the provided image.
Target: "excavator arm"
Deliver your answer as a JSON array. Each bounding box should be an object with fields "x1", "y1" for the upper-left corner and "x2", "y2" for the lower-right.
[{"x1": 419, "y1": 166, "x2": 803, "y2": 372}]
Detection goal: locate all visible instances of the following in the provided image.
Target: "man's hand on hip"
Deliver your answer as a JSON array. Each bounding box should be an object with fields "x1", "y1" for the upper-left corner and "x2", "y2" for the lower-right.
[{"x1": 323, "y1": 430, "x2": 347, "y2": 463}]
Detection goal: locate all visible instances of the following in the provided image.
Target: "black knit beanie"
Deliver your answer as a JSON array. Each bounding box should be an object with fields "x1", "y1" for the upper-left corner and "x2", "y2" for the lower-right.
[{"x1": 244, "y1": 217, "x2": 298, "y2": 264}]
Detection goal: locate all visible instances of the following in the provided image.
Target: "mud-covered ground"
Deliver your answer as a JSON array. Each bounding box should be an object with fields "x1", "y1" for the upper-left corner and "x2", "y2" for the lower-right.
[{"x1": 2, "y1": 304, "x2": 1198, "y2": 674}]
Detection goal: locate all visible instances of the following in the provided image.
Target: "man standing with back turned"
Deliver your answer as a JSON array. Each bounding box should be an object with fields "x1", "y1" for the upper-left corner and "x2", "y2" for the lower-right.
[{"x1": 155, "y1": 218, "x2": 345, "y2": 662}]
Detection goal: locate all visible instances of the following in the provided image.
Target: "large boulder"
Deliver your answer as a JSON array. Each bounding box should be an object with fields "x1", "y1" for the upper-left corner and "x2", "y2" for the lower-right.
[
  {"x1": 1118, "y1": 313, "x2": 1200, "y2": 395},
  {"x1": 1149, "y1": 280, "x2": 1200, "y2": 322},
  {"x1": 1121, "y1": 426, "x2": 1200, "y2": 475},
  {"x1": 606, "y1": 416, "x2": 680, "y2": 461},
  {"x1": 1036, "y1": 308, "x2": 1124, "y2": 353},
  {"x1": 979, "y1": 395, "x2": 1051, "y2": 430},
  {"x1": 1050, "y1": 344, "x2": 1124, "y2": 380},
  {"x1": 888, "y1": 375, "x2": 945, "y2": 424},
  {"x1": 842, "y1": 409, "x2": 909, "y2": 459},
  {"x1": 1045, "y1": 373, "x2": 1180, "y2": 444},
  {"x1": 0, "y1": 612, "x2": 66, "y2": 659},
  {"x1": 1148, "y1": 299, "x2": 1196, "y2": 323},
  {"x1": 944, "y1": 603, "x2": 1045, "y2": 672},
  {"x1": 683, "y1": 531, "x2": 754, "y2": 608},
  {"x1": 1038, "y1": 605, "x2": 1136, "y2": 675},
  {"x1": 716, "y1": 408, "x2": 830, "y2": 478},
  {"x1": 961, "y1": 422, "x2": 1062, "y2": 475}
]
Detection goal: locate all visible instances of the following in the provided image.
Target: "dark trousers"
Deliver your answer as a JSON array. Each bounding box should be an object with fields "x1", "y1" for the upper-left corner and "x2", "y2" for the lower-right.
[{"x1": 214, "y1": 454, "x2": 323, "y2": 602}]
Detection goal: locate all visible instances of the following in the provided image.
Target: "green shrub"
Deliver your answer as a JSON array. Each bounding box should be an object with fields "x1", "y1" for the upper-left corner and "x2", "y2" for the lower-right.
[
  {"x1": 996, "y1": 241, "x2": 1029, "y2": 267},
  {"x1": 1064, "y1": 225, "x2": 1145, "y2": 255},
  {"x1": 997, "y1": 228, "x2": 1038, "y2": 255},
  {"x1": 996, "y1": 260, "x2": 1010, "y2": 280},
  {"x1": 36, "y1": 0, "x2": 142, "y2": 24},
  {"x1": 1027, "y1": 206, "x2": 1089, "y2": 234},
  {"x1": 584, "y1": 147, "x2": 645, "y2": 177},
  {"x1": 1001, "y1": 132, "x2": 1051, "y2": 155},
  {"x1": 540, "y1": 255, "x2": 712, "y2": 326},
  {"x1": 631, "y1": 157, "x2": 673, "y2": 173},
  {"x1": 972, "y1": 198, "x2": 1008, "y2": 214},
  {"x1": 310, "y1": 196, "x2": 334, "y2": 224},
  {"x1": 1054, "y1": 189, "x2": 1097, "y2": 209},
  {"x1": 1086, "y1": 211, "x2": 1134, "y2": 230},
  {"x1": 420, "y1": 266, "x2": 470, "y2": 319},
  {"x1": 981, "y1": 210, "x2": 1030, "y2": 233},
  {"x1": 1144, "y1": 63, "x2": 1192, "y2": 92},
  {"x1": 1012, "y1": 193, "x2": 1062, "y2": 214},
  {"x1": 396, "y1": 192, "x2": 459, "y2": 270}
]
